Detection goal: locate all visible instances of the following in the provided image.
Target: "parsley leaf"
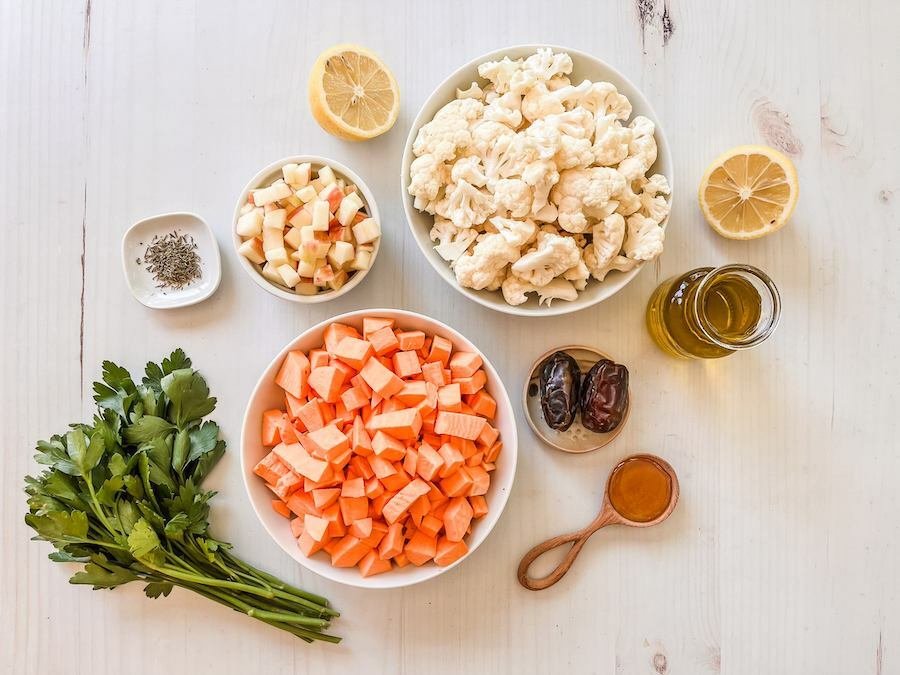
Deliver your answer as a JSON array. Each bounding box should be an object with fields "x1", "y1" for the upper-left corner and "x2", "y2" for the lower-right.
[{"x1": 161, "y1": 369, "x2": 216, "y2": 427}]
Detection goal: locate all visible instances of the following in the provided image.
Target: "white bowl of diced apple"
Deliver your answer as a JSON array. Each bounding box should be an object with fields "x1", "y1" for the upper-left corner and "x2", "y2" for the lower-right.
[{"x1": 233, "y1": 156, "x2": 382, "y2": 302}]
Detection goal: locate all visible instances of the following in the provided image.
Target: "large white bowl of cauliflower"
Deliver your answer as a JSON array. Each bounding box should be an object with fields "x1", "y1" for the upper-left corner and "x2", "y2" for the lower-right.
[{"x1": 402, "y1": 45, "x2": 673, "y2": 316}]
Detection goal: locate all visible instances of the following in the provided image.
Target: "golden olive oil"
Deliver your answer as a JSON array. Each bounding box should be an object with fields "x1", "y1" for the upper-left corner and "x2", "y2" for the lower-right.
[{"x1": 646, "y1": 265, "x2": 779, "y2": 359}]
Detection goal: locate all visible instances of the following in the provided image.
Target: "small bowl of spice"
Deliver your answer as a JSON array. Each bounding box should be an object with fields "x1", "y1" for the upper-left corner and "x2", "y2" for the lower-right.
[{"x1": 122, "y1": 212, "x2": 221, "y2": 309}]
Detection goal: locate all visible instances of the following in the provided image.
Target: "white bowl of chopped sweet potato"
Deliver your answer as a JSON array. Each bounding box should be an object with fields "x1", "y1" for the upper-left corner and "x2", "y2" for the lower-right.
[{"x1": 240, "y1": 309, "x2": 518, "y2": 589}]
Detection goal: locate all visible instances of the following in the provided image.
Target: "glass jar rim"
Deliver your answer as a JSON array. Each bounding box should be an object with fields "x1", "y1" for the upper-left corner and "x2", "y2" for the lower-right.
[{"x1": 691, "y1": 264, "x2": 781, "y2": 350}]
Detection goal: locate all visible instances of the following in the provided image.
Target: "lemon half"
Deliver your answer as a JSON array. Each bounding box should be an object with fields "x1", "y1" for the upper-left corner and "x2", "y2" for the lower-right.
[
  {"x1": 698, "y1": 145, "x2": 799, "y2": 239},
  {"x1": 308, "y1": 44, "x2": 400, "y2": 141}
]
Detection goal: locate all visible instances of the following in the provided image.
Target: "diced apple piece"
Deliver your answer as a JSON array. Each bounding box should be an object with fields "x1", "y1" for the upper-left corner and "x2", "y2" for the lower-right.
[
  {"x1": 328, "y1": 241, "x2": 355, "y2": 269},
  {"x1": 295, "y1": 163, "x2": 311, "y2": 187},
  {"x1": 319, "y1": 185, "x2": 344, "y2": 213},
  {"x1": 350, "y1": 248, "x2": 372, "y2": 271},
  {"x1": 317, "y1": 165, "x2": 336, "y2": 186},
  {"x1": 238, "y1": 237, "x2": 265, "y2": 264},
  {"x1": 296, "y1": 258, "x2": 317, "y2": 277},
  {"x1": 284, "y1": 194, "x2": 301, "y2": 208},
  {"x1": 312, "y1": 200, "x2": 330, "y2": 231},
  {"x1": 337, "y1": 193, "x2": 364, "y2": 227},
  {"x1": 265, "y1": 246, "x2": 290, "y2": 267},
  {"x1": 296, "y1": 185, "x2": 317, "y2": 203},
  {"x1": 295, "y1": 281, "x2": 318, "y2": 296},
  {"x1": 261, "y1": 262, "x2": 282, "y2": 285},
  {"x1": 262, "y1": 227, "x2": 284, "y2": 252},
  {"x1": 313, "y1": 263, "x2": 335, "y2": 287},
  {"x1": 284, "y1": 227, "x2": 302, "y2": 250},
  {"x1": 239, "y1": 202, "x2": 254, "y2": 216},
  {"x1": 254, "y1": 180, "x2": 292, "y2": 206},
  {"x1": 277, "y1": 264, "x2": 301, "y2": 288},
  {"x1": 310, "y1": 178, "x2": 324, "y2": 193},
  {"x1": 236, "y1": 208, "x2": 264, "y2": 237},
  {"x1": 282, "y1": 163, "x2": 299, "y2": 184},
  {"x1": 263, "y1": 208, "x2": 287, "y2": 230},
  {"x1": 329, "y1": 269, "x2": 349, "y2": 291},
  {"x1": 352, "y1": 218, "x2": 381, "y2": 245},
  {"x1": 289, "y1": 205, "x2": 313, "y2": 227}
]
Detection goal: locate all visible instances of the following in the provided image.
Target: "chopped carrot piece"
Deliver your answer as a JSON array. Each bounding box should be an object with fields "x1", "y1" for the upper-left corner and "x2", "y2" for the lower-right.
[
  {"x1": 434, "y1": 536, "x2": 469, "y2": 566},
  {"x1": 404, "y1": 530, "x2": 437, "y2": 566},
  {"x1": 350, "y1": 517, "x2": 373, "y2": 539},
  {"x1": 469, "y1": 495, "x2": 488, "y2": 518},
  {"x1": 449, "y1": 351, "x2": 482, "y2": 379},
  {"x1": 454, "y1": 369, "x2": 487, "y2": 395},
  {"x1": 308, "y1": 366, "x2": 344, "y2": 403},
  {"x1": 358, "y1": 549, "x2": 392, "y2": 577},
  {"x1": 305, "y1": 424, "x2": 350, "y2": 461},
  {"x1": 397, "y1": 330, "x2": 426, "y2": 351},
  {"x1": 372, "y1": 431, "x2": 406, "y2": 461},
  {"x1": 382, "y1": 478, "x2": 431, "y2": 524},
  {"x1": 367, "y1": 326, "x2": 400, "y2": 356},
  {"x1": 441, "y1": 467, "x2": 474, "y2": 498},
  {"x1": 333, "y1": 336, "x2": 374, "y2": 370},
  {"x1": 363, "y1": 317, "x2": 394, "y2": 338},
  {"x1": 359, "y1": 357, "x2": 405, "y2": 399},
  {"x1": 442, "y1": 496, "x2": 474, "y2": 542},
  {"x1": 312, "y1": 487, "x2": 340, "y2": 510},
  {"x1": 378, "y1": 522, "x2": 404, "y2": 559},
  {"x1": 275, "y1": 350, "x2": 311, "y2": 399},
  {"x1": 434, "y1": 411, "x2": 487, "y2": 440},
  {"x1": 341, "y1": 477, "x2": 366, "y2": 498},
  {"x1": 467, "y1": 390, "x2": 496, "y2": 418},
  {"x1": 271, "y1": 500, "x2": 291, "y2": 518},
  {"x1": 323, "y1": 323, "x2": 362, "y2": 354},
  {"x1": 437, "y1": 443, "x2": 464, "y2": 477},
  {"x1": 330, "y1": 535, "x2": 370, "y2": 567},
  {"x1": 437, "y1": 383, "x2": 462, "y2": 412},
  {"x1": 261, "y1": 409, "x2": 284, "y2": 446},
  {"x1": 367, "y1": 408, "x2": 423, "y2": 440},
  {"x1": 392, "y1": 350, "x2": 422, "y2": 378},
  {"x1": 309, "y1": 348, "x2": 330, "y2": 369}
]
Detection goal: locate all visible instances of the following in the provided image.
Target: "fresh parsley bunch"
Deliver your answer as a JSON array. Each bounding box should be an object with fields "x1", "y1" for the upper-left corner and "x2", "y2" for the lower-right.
[{"x1": 24, "y1": 350, "x2": 339, "y2": 643}]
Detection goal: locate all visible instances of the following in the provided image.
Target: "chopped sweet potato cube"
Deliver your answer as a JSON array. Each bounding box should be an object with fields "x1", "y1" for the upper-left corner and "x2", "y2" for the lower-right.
[
  {"x1": 434, "y1": 536, "x2": 468, "y2": 566},
  {"x1": 367, "y1": 326, "x2": 400, "y2": 356},
  {"x1": 285, "y1": 391, "x2": 306, "y2": 420},
  {"x1": 304, "y1": 514, "x2": 330, "y2": 542},
  {"x1": 397, "y1": 330, "x2": 426, "y2": 351},
  {"x1": 421, "y1": 361, "x2": 446, "y2": 387},
  {"x1": 404, "y1": 530, "x2": 437, "y2": 566},
  {"x1": 297, "y1": 398, "x2": 327, "y2": 432},
  {"x1": 360, "y1": 357, "x2": 405, "y2": 399},
  {"x1": 254, "y1": 451, "x2": 288, "y2": 484},
  {"x1": 271, "y1": 500, "x2": 291, "y2": 518},
  {"x1": 341, "y1": 477, "x2": 366, "y2": 498},
  {"x1": 333, "y1": 336, "x2": 374, "y2": 370},
  {"x1": 309, "y1": 348, "x2": 330, "y2": 369},
  {"x1": 392, "y1": 350, "x2": 422, "y2": 378},
  {"x1": 442, "y1": 496, "x2": 474, "y2": 542},
  {"x1": 367, "y1": 408, "x2": 423, "y2": 440},
  {"x1": 416, "y1": 443, "x2": 444, "y2": 481},
  {"x1": 312, "y1": 487, "x2": 340, "y2": 510},
  {"x1": 434, "y1": 411, "x2": 486, "y2": 440},
  {"x1": 466, "y1": 465, "x2": 490, "y2": 496},
  {"x1": 449, "y1": 351, "x2": 483, "y2": 379},
  {"x1": 438, "y1": 383, "x2": 462, "y2": 412},
  {"x1": 426, "y1": 335, "x2": 452, "y2": 366},
  {"x1": 275, "y1": 350, "x2": 311, "y2": 399},
  {"x1": 378, "y1": 522, "x2": 404, "y2": 559},
  {"x1": 372, "y1": 431, "x2": 406, "y2": 461},
  {"x1": 350, "y1": 517, "x2": 373, "y2": 539},
  {"x1": 396, "y1": 380, "x2": 428, "y2": 405},
  {"x1": 308, "y1": 366, "x2": 344, "y2": 403},
  {"x1": 380, "y1": 467, "x2": 412, "y2": 492},
  {"x1": 358, "y1": 549, "x2": 392, "y2": 577},
  {"x1": 469, "y1": 495, "x2": 488, "y2": 518},
  {"x1": 261, "y1": 409, "x2": 284, "y2": 446},
  {"x1": 403, "y1": 447, "x2": 418, "y2": 476},
  {"x1": 330, "y1": 535, "x2": 370, "y2": 567},
  {"x1": 341, "y1": 386, "x2": 369, "y2": 411},
  {"x1": 382, "y1": 478, "x2": 431, "y2": 524},
  {"x1": 419, "y1": 513, "x2": 443, "y2": 538},
  {"x1": 339, "y1": 496, "x2": 369, "y2": 526},
  {"x1": 363, "y1": 317, "x2": 394, "y2": 338},
  {"x1": 437, "y1": 443, "x2": 464, "y2": 477},
  {"x1": 454, "y1": 369, "x2": 487, "y2": 395},
  {"x1": 367, "y1": 454, "x2": 396, "y2": 480},
  {"x1": 467, "y1": 390, "x2": 497, "y2": 419},
  {"x1": 441, "y1": 466, "x2": 474, "y2": 498},
  {"x1": 323, "y1": 323, "x2": 362, "y2": 354}
]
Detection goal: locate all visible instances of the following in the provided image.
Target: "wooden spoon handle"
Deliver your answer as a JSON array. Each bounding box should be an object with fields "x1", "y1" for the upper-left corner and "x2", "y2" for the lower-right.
[{"x1": 516, "y1": 530, "x2": 592, "y2": 591}]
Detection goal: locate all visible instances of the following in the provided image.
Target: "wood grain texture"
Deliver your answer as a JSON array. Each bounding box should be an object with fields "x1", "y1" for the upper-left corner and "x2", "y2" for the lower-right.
[{"x1": 2, "y1": 0, "x2": 899, "y2": 673}]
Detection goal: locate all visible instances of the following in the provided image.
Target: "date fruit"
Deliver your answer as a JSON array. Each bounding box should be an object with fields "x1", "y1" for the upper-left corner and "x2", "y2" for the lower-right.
[
  {"x1": 539, "y1": 351, "x2": 581, "y2": 431},
  {"x1": 579, "y1": 359, "x2": 629, "y2": 433}
]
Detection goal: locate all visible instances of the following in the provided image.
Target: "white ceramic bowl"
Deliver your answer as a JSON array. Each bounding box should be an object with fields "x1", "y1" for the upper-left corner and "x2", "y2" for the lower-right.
[
  {"x1": 122, "y1": 211, "x2": 221, "y2": 309},
  {"x1": 401, "y1": 44, "x2": 674, "y2": 317},
  {"x1": 240, "y1": 309, "x2": 518, "y2": 589},
  {"x1": 232, "y1": 155, "x2": 381, "y2": 303}
]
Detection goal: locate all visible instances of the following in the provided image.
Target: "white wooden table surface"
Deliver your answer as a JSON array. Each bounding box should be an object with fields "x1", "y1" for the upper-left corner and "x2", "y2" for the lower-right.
[{"x1": 3, "y1": 1, "x2": 899, "y2": 673}]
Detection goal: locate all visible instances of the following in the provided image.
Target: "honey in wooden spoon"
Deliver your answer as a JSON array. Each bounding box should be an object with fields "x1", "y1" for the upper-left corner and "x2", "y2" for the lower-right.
[{"x1": 517, "y1": 454, "x2": 679, "y2": 591}]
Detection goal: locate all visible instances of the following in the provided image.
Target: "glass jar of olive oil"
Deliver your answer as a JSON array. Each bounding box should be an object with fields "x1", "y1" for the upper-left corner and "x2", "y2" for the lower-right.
[{"x1": 646, "y1": 264, "x2": 781, "y2": 359}]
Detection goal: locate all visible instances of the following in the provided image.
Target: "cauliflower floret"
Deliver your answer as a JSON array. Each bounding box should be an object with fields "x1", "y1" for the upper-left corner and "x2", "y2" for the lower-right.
[
  {"x1": 511, "y1": 230, "x2": 581, "y2": 287},
  {"x1": 550, "y1": 167, "x2": 626, "y2": 233},
  {"x1": 513, "y1": 49, "x2": 573, "y2": 90},
  {"x1": 489, "y1": 216, "x2": 537, "y2": 247},
  {"x1": 533, "y1": 203, "x2": 558, "y2": 222},
  {"x1": 456, "y1": 82, "x2": 484, "y2": 100},
  {"x1": 638, "y1": 174, "x2": 671, "y2": 224},
  {"x1": 573, "y1": 81, "x2": 632, "y2": 119},
  {"x1": 521, "y1": 82, "x2": 566, "y2": 121},
  {"x1": 536, "y1": 277, "x2": 579, "y2": 305},
  {"x1": 430, "y1": 217, "x2": 478, "y2": 262},
  {"x1": 590, "y1": 213, "x2": 626, "y2": 270},
  {"x1": 623, "y1": 213, "x2": 665, "y2": 261},
  {"x1": 617, "y1": 116, "x2": 658, "y2": 181},
  {"x1": 521, "y1": 159, "x2": 560, "y2": 214},
  {"x1": 484, "y1": 97, "x2": 523, "y2": 129},
  {"x1": 408, "y1": 154, "x2": 448, "y2": 213},
  {"x1": 454, "y1": 234, "x2": 520, "y2": 290},
  {"x1": 563, "y1": 258, "x2": 590, "y2": 291},
  {"x1": 477, "y1": 56, "x2": 522, "y2": 94},
  {"x1": 615, "y1": 180, "x2": 642, "y2": 216},
  {"x1": 483, "y1": 135, "x2": 541, "y2": 187},
  {"x1": 492, "y1": 179, "x2": 533, "y2": 218},
  {"x1": 470, "y1": 120, "x2": 517, "y2": 157},
  {"x1": 546, "y1": 75, "x2": 572, "y2": 91},
  {"x1": 412, "y1": 99, "x2": 483, "y2": 162},
  {"x1": 543, "y1": 107, "x2": 595, "y2": 139},
  {"x1": 592, "y1": 114, "x2": 633, "y2": 166},
  {"x1": 501, "y1": 274, "x2": 537, "y2": 306},
  {"x1": 436, "y1": 180, "x2": 495, "y2": 229},
  {"x1": 583, "y1": 247, "x2": 638, "y2": 281},
  {"x1": 555, "y1": 135, "x2": 595, "y2": 170},
  {"x1": 451, "y1": 156, "x2": 488, "y2": 188}
]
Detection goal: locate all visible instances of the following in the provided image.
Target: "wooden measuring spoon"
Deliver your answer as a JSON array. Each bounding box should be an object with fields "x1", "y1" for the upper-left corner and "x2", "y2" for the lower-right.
[{"x1": 517, "y1": 454, "x2": 679, "y2": 591}]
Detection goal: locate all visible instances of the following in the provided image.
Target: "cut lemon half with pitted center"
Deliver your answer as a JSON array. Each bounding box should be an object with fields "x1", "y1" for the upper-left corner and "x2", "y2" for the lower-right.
[
  {"x1": 308, "y1": 44, "x2": 400, "y2": 141},
  {"x1": 699, "y1": 145, "x2": 799, "y2": 239}
]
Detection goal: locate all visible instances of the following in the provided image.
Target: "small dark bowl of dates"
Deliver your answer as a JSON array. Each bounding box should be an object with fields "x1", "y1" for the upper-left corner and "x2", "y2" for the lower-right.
[{"x1": 523, "y1": 345, "x2": 631, "y2": 453}]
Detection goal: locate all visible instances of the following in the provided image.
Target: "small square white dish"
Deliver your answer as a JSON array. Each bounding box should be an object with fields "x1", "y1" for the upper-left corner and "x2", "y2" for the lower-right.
[{"x1": 122, "y1": 212, "x2": 221, "y2": 309}]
